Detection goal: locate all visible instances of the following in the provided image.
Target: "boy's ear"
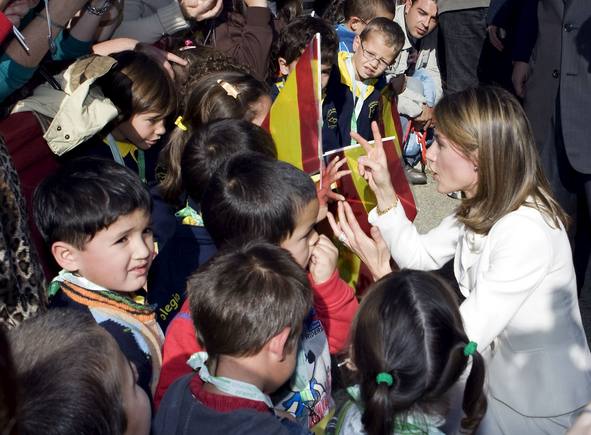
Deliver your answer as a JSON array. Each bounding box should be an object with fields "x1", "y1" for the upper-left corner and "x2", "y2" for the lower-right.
[
  {"x1": 268, "y1": 327, "x2": 291, "y2": 361},
  {"x1": 348, "y1": 16, "x2": 366, "y2": 34},
  {"x1": 51, "y1": 241, "x2": 81, "y2": 272},
  {"x1": 352, "y1": 34, "x2": 361, "y2": 53},
  {"x1": 278, "y1": 57, "x2": 291, "y2": 77}
]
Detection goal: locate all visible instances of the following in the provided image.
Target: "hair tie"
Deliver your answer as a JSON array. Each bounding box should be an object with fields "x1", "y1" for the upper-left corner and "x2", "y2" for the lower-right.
[
  {"x1": 376, "y1": 372, "x2": 393, "y2": 387},
  {"x1": 463, "y1": 341, "x2": 478, "y2": 357},
  {"x1": 175, "y1": 116, "x2": 188, "y2": 131},
  {"x1": 217, "y1": 79, "x2": 240, "y2": 99}
]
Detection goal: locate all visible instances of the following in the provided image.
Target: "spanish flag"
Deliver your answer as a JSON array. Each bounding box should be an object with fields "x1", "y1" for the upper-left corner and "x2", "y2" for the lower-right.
[{"x1": 262, "y1": 35, "x2": 322, "y2": 174}]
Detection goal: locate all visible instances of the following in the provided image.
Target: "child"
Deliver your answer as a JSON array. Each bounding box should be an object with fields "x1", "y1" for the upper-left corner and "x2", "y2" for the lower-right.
[
  {"x1": 7, "y1": 309, "x2": 151, "y2": 435},
  {"x1": 322, "y1": 17, "x2": 404, "y2": 152},
  {"x1": 171, "y1": 43, "x2": 253, "y2": 105},
  {"x1": 149, "y1": 119, "x2": 277, "y2": 330},
  {"x1": 153, "y1": 242, "x2": 313, "y2": 434},
  {"x1": 327, "y1": 270, "x2": 487, "y2": 434},
  {"x1": 170, "y1": 70, "x2": 271, "y2": 134},
  {"x1": 269, "y1": 15, "x2": 339, "y2": 99},
  {"x1": 12, "y1": 51, "x2": 176, "y2": 183},
  {"x1": 332, "y1": 0, "x2": 396, "y2": 53},
  {"x1": 33, "y1": 157, "x2": 163, "y2": 398},
  {"x1": 155, "y1": 69, "x2": 271, "y2": 183},
  {"x1": 156, "y1": 153, "x2": 358, "y2": 429}
]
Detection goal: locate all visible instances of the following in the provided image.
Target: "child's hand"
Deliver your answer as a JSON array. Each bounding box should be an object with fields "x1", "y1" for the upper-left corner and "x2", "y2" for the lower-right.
[
  {"x1": 309, "y1": 235, "x2": 338, "y2": 284},
  {"x1": 180, "y1": 0, "x2": 223, "y2": 21},
  {"x1": 316, "y1": 156, "x2": 351, "y2": 223}
]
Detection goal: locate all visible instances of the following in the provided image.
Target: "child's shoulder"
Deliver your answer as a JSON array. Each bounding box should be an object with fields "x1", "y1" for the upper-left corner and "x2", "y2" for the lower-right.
[{"x1": 155, "y1": 374, "x2": 311, "y2": 435}]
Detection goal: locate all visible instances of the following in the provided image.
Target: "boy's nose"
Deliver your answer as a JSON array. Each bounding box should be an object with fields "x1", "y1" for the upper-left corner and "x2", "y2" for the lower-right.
[{"x1": 133, "y1": 237, "x2": 151, "y2": 259}]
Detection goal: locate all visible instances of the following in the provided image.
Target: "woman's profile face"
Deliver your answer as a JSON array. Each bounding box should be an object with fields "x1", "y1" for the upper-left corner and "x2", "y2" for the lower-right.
[{"x1": 427, "y1": 131, "x2": 479, "y2": 198}]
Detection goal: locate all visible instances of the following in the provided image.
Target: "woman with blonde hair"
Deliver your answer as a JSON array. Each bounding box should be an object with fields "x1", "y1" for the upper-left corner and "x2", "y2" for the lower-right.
[{"x1": 329, "y1": 86, "x2": 591, "y2": 433}]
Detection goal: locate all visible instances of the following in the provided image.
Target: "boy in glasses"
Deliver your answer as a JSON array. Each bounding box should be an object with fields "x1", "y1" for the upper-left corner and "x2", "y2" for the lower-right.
[{"x1": 322, "y1": 17, "x2": 404, "y2": 152}]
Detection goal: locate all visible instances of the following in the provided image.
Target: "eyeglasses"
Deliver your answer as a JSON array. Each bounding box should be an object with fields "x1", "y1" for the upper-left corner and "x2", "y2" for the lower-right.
[{"x1": 360, "y1": 42, "x2": 391, "y2": 68}]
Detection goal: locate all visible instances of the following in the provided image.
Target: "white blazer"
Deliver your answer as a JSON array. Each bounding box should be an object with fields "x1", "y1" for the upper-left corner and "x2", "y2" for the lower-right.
[{"x1": 369, "y1": 202, "x2": 591, "y2": 417}]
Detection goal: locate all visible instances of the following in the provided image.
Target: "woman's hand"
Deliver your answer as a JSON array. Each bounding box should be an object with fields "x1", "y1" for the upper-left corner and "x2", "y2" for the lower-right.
[
  {"x1": 327, "y1": 201, "x2": 392, "y2": 281},
  {"x1": 351, "y1": 121, "x2": 397, "y2": 210},
  {"x1": 316, "y1": 156, "x2": 351, "y2": 222}
]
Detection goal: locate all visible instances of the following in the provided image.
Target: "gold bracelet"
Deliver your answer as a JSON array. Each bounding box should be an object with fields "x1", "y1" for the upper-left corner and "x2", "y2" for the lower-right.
[{"x1": 377, "y1": 197, "x2": 398, "y2": 216}]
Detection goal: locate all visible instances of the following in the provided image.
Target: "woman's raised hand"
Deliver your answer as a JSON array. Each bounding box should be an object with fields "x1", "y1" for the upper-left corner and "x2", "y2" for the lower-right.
[
  {"x1": 327, "y1": 201, "x2": 392, "y2": 281},
  {"x1": 351, "y1": 121, "x2": 397, "y2": 207}
]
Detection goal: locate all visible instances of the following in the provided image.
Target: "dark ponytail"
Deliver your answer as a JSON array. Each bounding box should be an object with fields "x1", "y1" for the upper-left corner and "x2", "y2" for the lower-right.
[
  {"x1": 461, "y1": 350, "x2": 486, "y2": 433},
  {"x1": 349, "y1": 270, "x2": 487, "y2": 435}
]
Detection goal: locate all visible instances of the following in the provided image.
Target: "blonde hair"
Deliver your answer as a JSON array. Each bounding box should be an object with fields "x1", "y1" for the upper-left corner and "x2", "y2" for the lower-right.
[{"x1": 434, "y1": 86, "x2": 568, "y2": 234}]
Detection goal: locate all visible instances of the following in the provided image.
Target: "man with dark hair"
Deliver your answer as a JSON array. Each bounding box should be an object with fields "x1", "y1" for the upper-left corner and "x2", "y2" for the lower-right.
[{"x1": 387, "y1": 0, "x2": 440, "y2": 184}]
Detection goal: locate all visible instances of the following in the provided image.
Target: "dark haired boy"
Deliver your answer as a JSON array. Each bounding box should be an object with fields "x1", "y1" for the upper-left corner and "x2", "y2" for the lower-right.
[
  {"x1": 8, "y1": 309, "x2": 152, "y2": 435},
  {"x1": 33, "y1": 157, "x2": 163, "y2": 398},
  {"x1": 270, "y1": 16, "x2": 339, "y2": 99},
  {"x1": 323, "y1": 17, "x2": 405, "y2": 152},
  {"x1": 153, "y1": 242, "x2": 314, "y2": 435},
  {"x1": 335, "y1": 0, "x2": 396, "y2": 52},
  {"x1": 155, "y1": 153, "x2": 358, "y2": 429}
]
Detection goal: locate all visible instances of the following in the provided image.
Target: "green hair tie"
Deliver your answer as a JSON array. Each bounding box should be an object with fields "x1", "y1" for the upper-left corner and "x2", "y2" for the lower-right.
[
  {"x1": 463, "y1": 341, "x2": 478, "y2": 357},
  {"x1": 376, "y1": 372, "x2": 393, "y2": 387}
]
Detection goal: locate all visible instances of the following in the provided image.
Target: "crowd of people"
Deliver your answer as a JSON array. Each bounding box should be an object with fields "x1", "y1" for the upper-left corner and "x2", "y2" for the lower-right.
[{"x1": 0, "y1": 0, "x2": 590, "y2": 434}]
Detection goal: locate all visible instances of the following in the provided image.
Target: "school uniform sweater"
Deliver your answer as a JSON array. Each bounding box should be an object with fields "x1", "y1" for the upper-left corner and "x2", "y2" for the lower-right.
[
  {"x1": 148, "y1": 195, "x2": 217, "y2": 331},
  {"x1": 153, "y1": 373, "x2": 312, "y2": 435},
  {"x1": 48, "y1": 276, "x2": 164, "y2": 399}
]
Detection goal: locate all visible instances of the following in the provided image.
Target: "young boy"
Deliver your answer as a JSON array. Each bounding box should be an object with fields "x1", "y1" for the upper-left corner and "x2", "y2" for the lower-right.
[
  {"x1": 153, "y1": 242, "x2": 314, "y2": 435},
  {"x1": 322, "y1": 17, "x2": 404, "y2": 152},
  {"x1": 335, "y1": 0, "x2": 396, "y2": 53},
  {"x1": 33, "y1": 157, "x2": 163, "y2": 398},
  {"x1": 7, "y1": 309, "x2": 151, "y2": 435},
  {"x1": 270, "y1": 16, "x2": 339, "y2": 99},
  {"x1": 155, "y1": 153, "x2": 358, "y2": 429}
]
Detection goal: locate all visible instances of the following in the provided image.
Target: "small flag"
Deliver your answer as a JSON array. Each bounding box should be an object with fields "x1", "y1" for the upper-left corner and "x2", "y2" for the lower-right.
[{"x1": 262, "y1": 34, "x2": 322, "y2": 174}]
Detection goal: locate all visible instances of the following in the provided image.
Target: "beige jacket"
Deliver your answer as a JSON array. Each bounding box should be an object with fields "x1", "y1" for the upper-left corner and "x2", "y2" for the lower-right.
[{"x1": 12, "y1": 55, "x2": 120, "y2": 156}]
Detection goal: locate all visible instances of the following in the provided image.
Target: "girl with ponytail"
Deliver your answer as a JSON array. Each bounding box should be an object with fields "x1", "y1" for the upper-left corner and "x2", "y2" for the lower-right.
[
  {"x1": 157, "y1": 69, "x2": 271, "y2": 184},
  {"x1": 329, "y1": 270, "x2": 486, "y2": 435}
]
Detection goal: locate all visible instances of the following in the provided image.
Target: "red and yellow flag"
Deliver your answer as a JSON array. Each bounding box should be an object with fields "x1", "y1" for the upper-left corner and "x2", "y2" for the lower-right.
[
  {"x1": 262, "y1": 35, "x2": 321, "y2": 174},
  {"x1": 378, "y1": 91, "x2": 417, "y2": 222}
]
